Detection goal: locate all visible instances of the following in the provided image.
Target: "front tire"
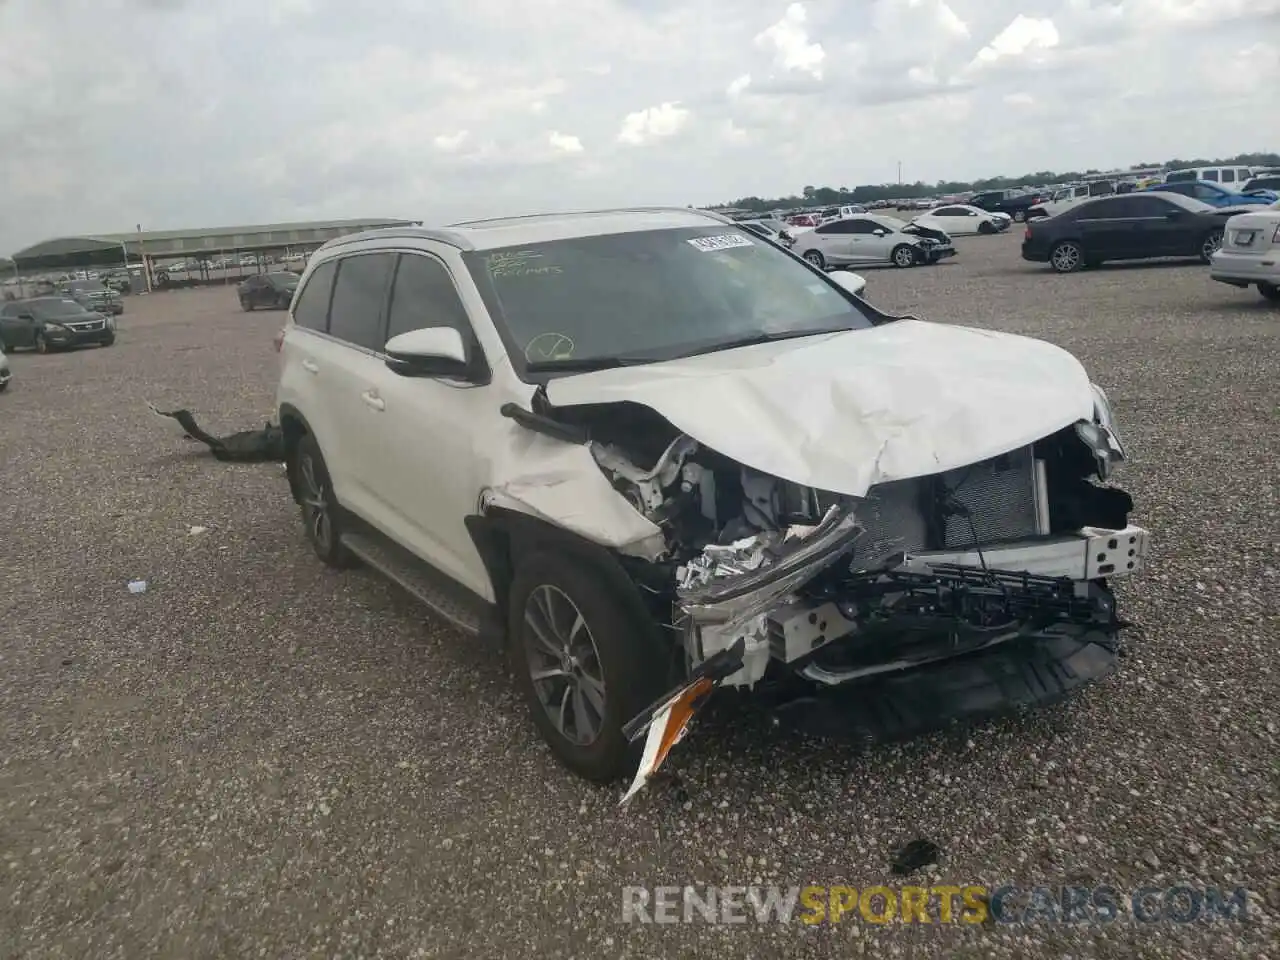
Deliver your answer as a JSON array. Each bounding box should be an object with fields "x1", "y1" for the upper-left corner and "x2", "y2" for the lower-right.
[
  {"x1": 891, "y1": 244, "x2": 918, "y2": 268},
  {"x1": 508, "y1": 551, "x2": 669, "y2": 782},
  {"x1": 802, "y1": 250, "x2": 826, "y2": 270},
  {"x1": 1050, "y1": 241, "x2": 1084, "y2": 273},
  {"x1": 34, "y1": 332, "x2": 50, "y2": 354},
  {"x1": 978, "y1": 221, "x2": 995, "y2": 235},
  {"x1": 101, "y1": 335, "x2": 115, "y2": 347},
  {"x1": 290, "y1": 433, "x2": 354, "y2": 568},
  {"x1": 1199, "y1": 230, "x2": 1224, "y2": 263},
  {"x1": 1012, "y1": 210, "x2": 1027, "y2": 223},
  {"x1": 1260, "y1": 282, "x2": 1280, "y2": 302},
  {"x1": 241, "y1": 298, "x2": 254, "y2": 312}
]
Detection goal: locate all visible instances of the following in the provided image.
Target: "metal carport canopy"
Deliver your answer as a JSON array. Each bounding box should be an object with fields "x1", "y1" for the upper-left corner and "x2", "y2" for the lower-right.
[{"x1": 9, "y1": 237, "x2": 135, "y2": 271}]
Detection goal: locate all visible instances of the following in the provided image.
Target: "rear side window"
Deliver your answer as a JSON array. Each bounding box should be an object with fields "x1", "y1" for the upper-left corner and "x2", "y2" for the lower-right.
[
  {"x1": 386, "y1": 254, "x2": 472, "y2": 342},
  {"x1": 328, "y1": 253, "x2": 396, "y2": 350},
  {"x1": 292, "y1": 260, "x2": 337, "y2": 331},
  {"x1": 1202, "y1": 170, "x2": 1219, "y2": 182},
  {"x1": 1220, "y1": 169, "x2": 1236, "y2": 183}
]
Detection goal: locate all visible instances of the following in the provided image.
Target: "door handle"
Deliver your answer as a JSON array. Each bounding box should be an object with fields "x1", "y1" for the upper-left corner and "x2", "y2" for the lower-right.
[
  {"x1": 301, "y1": 359, "x2": 319, "y2": 374},
  {"x1": 361, "y1": 390, "x2": 385, "y2": 411}
]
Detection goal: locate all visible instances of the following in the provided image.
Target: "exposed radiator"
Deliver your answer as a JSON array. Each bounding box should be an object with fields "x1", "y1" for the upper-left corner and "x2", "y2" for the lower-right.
[{"x1": 847, "y1": 446, "x2": 1044, "y2": 569}]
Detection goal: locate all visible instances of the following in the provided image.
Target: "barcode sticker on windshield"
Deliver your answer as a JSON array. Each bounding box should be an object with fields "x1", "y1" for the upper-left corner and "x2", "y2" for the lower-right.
[{"x1": 687, "y1": 234, "x2": 754, "y2": 252}]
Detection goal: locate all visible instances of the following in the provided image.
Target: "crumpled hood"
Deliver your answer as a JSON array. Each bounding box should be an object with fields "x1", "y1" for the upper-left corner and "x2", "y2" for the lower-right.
[{"x1": 544, "y1": 319, "x2": 1095, "y2": 498}]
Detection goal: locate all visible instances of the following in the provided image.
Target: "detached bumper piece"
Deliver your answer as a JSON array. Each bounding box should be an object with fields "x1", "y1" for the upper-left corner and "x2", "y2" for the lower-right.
[{"x1": 771, "y1": 628, "x2": 1119, "y2": 742}]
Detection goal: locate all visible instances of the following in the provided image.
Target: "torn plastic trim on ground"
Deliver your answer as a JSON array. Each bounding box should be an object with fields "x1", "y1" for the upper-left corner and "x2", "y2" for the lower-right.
[{"x1": 147, "y1": 402, "x2": 284, "y2": 463}]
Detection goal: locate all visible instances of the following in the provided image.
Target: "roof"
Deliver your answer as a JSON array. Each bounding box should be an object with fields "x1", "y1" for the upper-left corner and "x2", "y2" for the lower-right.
[
  {"x1": 10, "y1": 218, "x2": 420, "y2": 268},
  {"x1": 318, "y1": 207, "x2": 735, "y2": 256}
]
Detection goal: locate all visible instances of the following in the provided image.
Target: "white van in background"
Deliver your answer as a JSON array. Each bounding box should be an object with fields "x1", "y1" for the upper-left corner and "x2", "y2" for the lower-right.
[{"x1": 1164, "y1": 166, "x2": 1254, "y2": 186}]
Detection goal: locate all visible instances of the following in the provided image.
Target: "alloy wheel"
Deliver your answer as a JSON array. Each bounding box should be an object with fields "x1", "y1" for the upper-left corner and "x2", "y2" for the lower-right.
[
  {"x1": 1051, "y1": 243, "x2": 1082, "y2": 272},
  {"x1": 522, "y1": 584, "x2": 607, "y2": 746},
  {"x1": 298, "y1": 452, "x2": 333, "y2": 552}
]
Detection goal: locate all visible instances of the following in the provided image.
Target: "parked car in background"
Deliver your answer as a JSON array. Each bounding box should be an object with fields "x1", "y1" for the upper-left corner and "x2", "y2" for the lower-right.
[
  {"x1": 786, "y1": 212, "x2": 823, "y2": 228},
  {"x1": 968, "y1": 189, "x2": 1049, "y2": 223},
  {"x1": 238, "y1": 271, "x2": 300, "y2": 310},
  {"x1": 738, "y1": 219, "x2": 796, "y2": 248},
  {"x1": 61, "y1": 278, "x2": 124, "y2": 315},
  {"x1": 1022, "y1": 193, "x2": 1233, "y2": 273},
  {"x1": 1163, "y1": 165, "x2": 1254, "y2": 185},
  {"x1": 1209, "y1": 201, "x2": 1280, "y2": 302},
  {"x1": 911, "y1": 204, "x2": 1010, "y2": 236},
  {"x1": 0, "y1": 343, "x2": 10, "y2": 392},
  {"x1": 793, "y1": 214, "x2": 955, "y2": 269},
  {"x1": 1145, "y1": 180, "x2": 1276, "y2": 207},
  {"x1": 274, "y1": 207, "x2": 1145, "y2": 790},
  {"x1": 1027, "y1": 184, "x2": 1093, "y2": 220},
  {"x1": 1241, "y1": 175, "x2": 1280, "y2": 196},
  {"x1": 0, "y1": 297, "x2": 116, "y2": 352}
]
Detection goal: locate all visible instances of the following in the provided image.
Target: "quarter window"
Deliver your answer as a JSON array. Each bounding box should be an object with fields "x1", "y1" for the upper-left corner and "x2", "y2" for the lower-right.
[
  {"x1": 328, "y1": 253, "x2": 395, "y2": 350},
  {"x1": 291, "y1": 260, "x2": 337, "y2": 332}
]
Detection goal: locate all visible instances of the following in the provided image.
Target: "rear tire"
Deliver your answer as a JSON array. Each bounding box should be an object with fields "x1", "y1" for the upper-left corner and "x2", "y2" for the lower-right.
[
  {"x1": 290, "y1": 433, "x2": 355, "y2": 569},
  {"x1": 1199, "y1": 230, "x2": 1224, "y2": 263},
  {"x1": 1050, "y1": 241, "x2": 1084, "y2": 273},
  {"x1": 34, "y1": 332, "x2": 50, "y2": 354},
  {"x1": 241, "y1": 298, "x2": 254, "y2": 312},
  {"x1": 1260, "y1": 282, "x2": 1280, "y2": 302},
  {"x1": 891, "y1": 244, "x2": 918, "y2": 268},
  {"x1": 507, "y1": 551, "x2": 669, "y2": 782},
  {"x1": 978, "y1": 221, "x2": 995, "y2": 235},
  {"x1": 1012, "y1": 210, "x2": 1027, "y2": 223}
]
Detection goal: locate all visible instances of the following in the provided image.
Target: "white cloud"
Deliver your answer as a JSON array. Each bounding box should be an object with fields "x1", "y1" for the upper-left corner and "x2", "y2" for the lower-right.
[
  {"x1": 755, "y1": 3, "x2": 825, "y2": 78},
  {"x1": 617, "y1": 102, "x2": 691, "y2": 146},
  {"x1": 972, "y1": 16, "x2": 1061, "y2": 66},
  {"x1": 548, "y1": 131, "x2": 584, "y2": 154},
  {"x1": 433, "y1": 130, "x2": 470, "y2": 152},
  {"x1": 0, "y1": 0, "x2": 1274, "y2": 252}
]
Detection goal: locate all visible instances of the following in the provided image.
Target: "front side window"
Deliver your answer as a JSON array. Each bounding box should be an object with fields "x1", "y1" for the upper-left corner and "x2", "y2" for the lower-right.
[
  {"x1": 328, "y1": 253, "x2": 395, "y2": 350},
  {"x1": 463, "y1": 227, "x2": 874, "y2": 377},
  {"x1": 1221, "y1": 169, "x2": 1236, "y2": 183},
  {"x1": 1202, "y1": 170, "x2": 1219, "y2": 182},
  {"x1": 386, "y1": 254, "x2": 471, "y2": 343},
  {"x1": 1193, "y1": 184, "x2": 1221, "y2": 201}
]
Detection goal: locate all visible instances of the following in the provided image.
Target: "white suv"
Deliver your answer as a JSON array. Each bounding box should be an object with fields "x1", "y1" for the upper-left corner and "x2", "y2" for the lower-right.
[{"x1": 275, "y1": 207, "x2": 1150, "y2": 790}]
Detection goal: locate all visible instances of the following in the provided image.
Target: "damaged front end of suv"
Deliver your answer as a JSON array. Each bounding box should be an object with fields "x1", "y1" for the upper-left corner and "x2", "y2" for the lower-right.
[{"x1": 493, "y1": 357, "x2": 1145, "y2": 802}]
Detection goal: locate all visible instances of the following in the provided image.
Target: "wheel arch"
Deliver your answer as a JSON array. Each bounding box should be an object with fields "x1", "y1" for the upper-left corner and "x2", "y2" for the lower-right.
[
  {"x1": 466, "y1": 507, "x2": 676, "y2": 656},
  {"x1": 278, "y1": 402, "x2": 315, "y2": 503}
]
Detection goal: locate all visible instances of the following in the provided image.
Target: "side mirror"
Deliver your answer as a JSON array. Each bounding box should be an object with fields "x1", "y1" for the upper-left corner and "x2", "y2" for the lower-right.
[
  {"x1": 384, "y1": 326, "x2": 470, "y2": 378},
  {"x1": 828, "y1": 271, "x2": 867, "y2": 298},
  {"x1": 872, "y1": 228, "x2": 887, "y2": 237},
  {"x1": 1165, "y1": 209, "x2": 1184, "y2": 219}
]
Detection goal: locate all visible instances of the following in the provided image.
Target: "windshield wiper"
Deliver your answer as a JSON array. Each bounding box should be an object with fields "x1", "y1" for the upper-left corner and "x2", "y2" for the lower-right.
[
  {"x1": 525, "y1": 355, "x2": 656, "y2": 372},
  {"x1": 667, "y1": 326, "x2": 848, "y2": 359}
]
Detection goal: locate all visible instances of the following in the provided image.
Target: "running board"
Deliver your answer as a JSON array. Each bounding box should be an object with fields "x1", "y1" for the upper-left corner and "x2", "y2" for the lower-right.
[{"x1": 340, "y1": 530, "x2": 483, "y2": 637}]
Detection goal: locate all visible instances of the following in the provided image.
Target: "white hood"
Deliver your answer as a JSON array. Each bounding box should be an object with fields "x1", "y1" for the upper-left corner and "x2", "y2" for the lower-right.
[{"x1": 544, "y1": 319, "x2": 1095, "y2": 498}]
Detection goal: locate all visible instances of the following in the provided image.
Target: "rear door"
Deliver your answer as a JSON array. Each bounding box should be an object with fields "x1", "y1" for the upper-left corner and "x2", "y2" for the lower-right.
[{"x1": 317, "y1": 252, "x2": 399, "y2": 526}]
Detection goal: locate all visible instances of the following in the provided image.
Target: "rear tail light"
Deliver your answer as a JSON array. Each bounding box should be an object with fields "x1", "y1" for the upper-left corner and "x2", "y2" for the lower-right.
[
  {"x1": 1024, "y1": 225, "x2": 1032, "y2": 241},
  {"x1": 273, "y1": 327, "x2": 286, "y2": 352}
]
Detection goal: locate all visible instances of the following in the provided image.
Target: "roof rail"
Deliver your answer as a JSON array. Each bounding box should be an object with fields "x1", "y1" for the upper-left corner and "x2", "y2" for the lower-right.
[
  {"x1": 315, "y1": 226, "x2": 476, "y2": 253},
  {"x1": 446, "y1": 206, "x2": 735, "y2": 228}
]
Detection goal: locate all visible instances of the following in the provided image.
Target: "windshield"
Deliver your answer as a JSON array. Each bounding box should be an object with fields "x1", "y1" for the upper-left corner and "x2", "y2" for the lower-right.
[
  {"x1": 463, "y1": 226, "x2": 874, "y2": 377},
  {"x1": 66, "y1": 280, "x2": 106, "y2": 293},
  {"x1": 33, "y1": 299, "x2": 89, "y2": 318}
]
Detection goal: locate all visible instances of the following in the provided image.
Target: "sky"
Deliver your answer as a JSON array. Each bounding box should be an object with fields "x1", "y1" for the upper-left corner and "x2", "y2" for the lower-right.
[{"x1": 1, "y1": 0, "x2": 1277, "y2": 253}]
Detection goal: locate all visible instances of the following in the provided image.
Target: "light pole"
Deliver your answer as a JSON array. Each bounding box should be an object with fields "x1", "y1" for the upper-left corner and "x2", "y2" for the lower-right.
[
  {"x1": 136, "y1": 224, "x2": 153, "y2": 294},
  {"x1": 897, "y1": 160, "x2": 902, "y2": 185}
]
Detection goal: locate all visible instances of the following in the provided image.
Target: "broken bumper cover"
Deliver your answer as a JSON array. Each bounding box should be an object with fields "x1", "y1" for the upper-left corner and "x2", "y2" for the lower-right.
[{"x1": 771, "y1": 627, "x2": 1119, "y2": 742}]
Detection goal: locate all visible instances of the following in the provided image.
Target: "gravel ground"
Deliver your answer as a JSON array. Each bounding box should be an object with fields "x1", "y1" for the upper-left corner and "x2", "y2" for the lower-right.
[{"x1": 1, "y1": 233, "x2": 1277, "y2": 959}]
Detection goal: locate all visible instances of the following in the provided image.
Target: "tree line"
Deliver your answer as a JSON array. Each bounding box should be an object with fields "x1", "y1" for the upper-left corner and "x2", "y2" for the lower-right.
[{"x1": 715, "y1": 151, "x2": 1280, "y2": 212}]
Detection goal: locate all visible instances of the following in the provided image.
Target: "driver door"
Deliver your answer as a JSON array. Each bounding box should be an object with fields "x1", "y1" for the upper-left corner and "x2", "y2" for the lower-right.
[
  {"x1": 847, "y1": 218, "x2": 893, "y2": 261},
  {"x1": 356, "y1": 251, "x2": 499, "y2": 598}
]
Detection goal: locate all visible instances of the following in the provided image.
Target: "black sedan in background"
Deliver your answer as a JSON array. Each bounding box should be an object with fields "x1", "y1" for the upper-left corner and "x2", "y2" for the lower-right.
[
  {"x1": 238, "y1": 272, "x2": 299, "y2": 311},
  {"x1": 0, "y1": 297, "x2": 116, "y2": 353},
  {"x1": 1021, "y1": 192, "x2": 1237, "y2": 273}
]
